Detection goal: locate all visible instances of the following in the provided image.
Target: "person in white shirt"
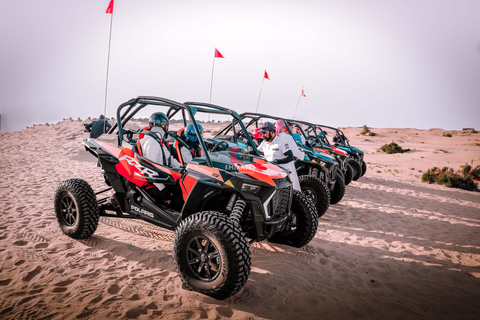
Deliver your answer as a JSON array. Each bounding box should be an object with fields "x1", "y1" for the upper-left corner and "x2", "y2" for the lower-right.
[
  {"x1": 140, "y1": 112, "x2": 182, "y2": 169},
  {"x1": 257, "y1": 122, "x2": 301, "y2": 191},
  {"x1": 275, "y1": 120, "x2": 305, "y2": 162}
]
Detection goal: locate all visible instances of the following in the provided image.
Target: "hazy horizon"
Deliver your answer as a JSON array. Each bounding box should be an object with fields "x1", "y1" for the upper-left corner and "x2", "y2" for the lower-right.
[{"x1": 1, "y1": 0, "x2": 479, "y2": 132}]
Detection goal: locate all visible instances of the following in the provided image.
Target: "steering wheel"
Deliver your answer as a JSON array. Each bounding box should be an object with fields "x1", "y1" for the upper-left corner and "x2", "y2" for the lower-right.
[{"x1": 211, "y1": 141, "x2": 229, "y2": 152}]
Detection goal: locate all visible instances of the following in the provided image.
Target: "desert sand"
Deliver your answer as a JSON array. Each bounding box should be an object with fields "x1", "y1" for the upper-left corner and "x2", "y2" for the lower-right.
[{"x1": 0, "y1": 121, "x2": 479, "y2": 319}]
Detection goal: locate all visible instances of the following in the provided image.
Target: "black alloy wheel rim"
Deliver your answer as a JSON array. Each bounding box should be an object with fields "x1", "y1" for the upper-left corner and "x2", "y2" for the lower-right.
[
  {"x1": 187, "y1": 236, "x2": 221, "y2": 281},
  {"x1": 60, "y1": 194, "x2": 77, "y2": 226},
  {"x1": 302, "y1": 187, "x2": 317, "y2": 205}
]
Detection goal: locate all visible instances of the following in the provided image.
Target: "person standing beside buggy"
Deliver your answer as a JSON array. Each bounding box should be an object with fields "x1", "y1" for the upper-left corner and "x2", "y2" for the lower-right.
[
  {"x1": 84, "y1": 115, "x2": 111, "y2": 138},
  {"x1": 257, "y1": 122, "x2": 301, "y2": 191}
]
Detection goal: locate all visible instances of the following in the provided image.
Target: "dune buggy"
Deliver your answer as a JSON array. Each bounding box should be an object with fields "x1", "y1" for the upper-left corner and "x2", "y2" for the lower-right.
[
  {"x1": 283, "y1": 119, "x2": 354, "y2": 187},
  {"x1": 314, "y1": 124, "x2": 366, "y2": 180},
  {"x1": 54, "y1": 96, "x2": 318, "y2": 300},
  {"x1": 191, "y1": 106, "x2": 343, "y2": 215}
]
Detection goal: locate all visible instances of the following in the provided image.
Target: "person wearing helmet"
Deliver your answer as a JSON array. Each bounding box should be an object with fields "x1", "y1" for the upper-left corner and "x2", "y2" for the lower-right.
[
  {"x1": 179, "y1": 123, "x2": 203, "y2": 164},
  {"x1": 257, "y1": 122, "x2": 300, "y2": 191},
  {"x1": 140, "y1": 112, "x2": 181, "y2": 168}
]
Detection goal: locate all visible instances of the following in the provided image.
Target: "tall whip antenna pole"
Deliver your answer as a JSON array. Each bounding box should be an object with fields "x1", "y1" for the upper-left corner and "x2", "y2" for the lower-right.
[
  {"x1": 256, "y1": 77, "x2": 265, "y2": 113},
  {"x1": 292, "y1": 86, "x2": 304, "y2": 119},
  {"x1": 104, "y1": 10, "x2": 114, "y2": 132}
]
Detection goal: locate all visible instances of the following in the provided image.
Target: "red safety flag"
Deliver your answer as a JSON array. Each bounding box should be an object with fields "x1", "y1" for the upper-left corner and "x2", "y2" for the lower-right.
[
  {"x1": 264, "y1": 70, "x2": 270, "y2": 80},
  {"x1": 301, "y1": 89, "x2": 306, "y2": 97},
  {"x1": 106, "y1": 0, "x2": 114, "y2": 14},
  {"x1": 214, "y1": 48, "x2": 224, "y2": 58}
]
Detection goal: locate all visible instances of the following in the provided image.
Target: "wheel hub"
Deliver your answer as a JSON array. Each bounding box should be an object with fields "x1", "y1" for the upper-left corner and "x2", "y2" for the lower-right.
[{"x1": 186, "y1": 236, "x2": 221, "y2": 281}]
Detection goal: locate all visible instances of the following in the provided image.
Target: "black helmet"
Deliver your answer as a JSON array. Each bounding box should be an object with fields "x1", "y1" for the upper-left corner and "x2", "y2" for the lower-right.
[{"x1": 149, "y1": 112, "x2": 169, "y2": 134}]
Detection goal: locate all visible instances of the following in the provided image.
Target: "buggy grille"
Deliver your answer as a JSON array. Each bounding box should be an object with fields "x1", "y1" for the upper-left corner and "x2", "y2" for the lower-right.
[{"x1": 270, "y1": 186, "x2": 291, "y2": 216}]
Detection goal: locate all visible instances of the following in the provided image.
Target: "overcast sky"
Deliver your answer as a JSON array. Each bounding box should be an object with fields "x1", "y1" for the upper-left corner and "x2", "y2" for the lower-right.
[{"x1": 1, "y1": 0, "x2": 479, "y2": 132}]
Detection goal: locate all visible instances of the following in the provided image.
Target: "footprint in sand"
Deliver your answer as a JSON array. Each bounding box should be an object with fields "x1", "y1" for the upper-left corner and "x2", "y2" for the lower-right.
[
  {"x1": 215, "y1": 306, "x2": 234, "y2": 318},
  {"x1": 0, "y1": 279, "x2": 12, "y2": 286},
  {"x1": 13, "y1": 240, "x2": 29, "y2": 246},
  {"x1": 52, "y1": 287, "x2": 68, "y2": 293},
  {"x1": 22, "y1": 266, "x2": 41, "y2": 282},
  {"x1": 107, "y1": 284, "x2": 121, "y2": 295},
  {"x1": 54, "y1": 279, "x2": 75, "y2": 286},
  {"x1": 14, "y1": 260, "x2": 25, "y2": 266},
  {"x1": 35, "y1": 243, "x2": 49, "y2": 249}
]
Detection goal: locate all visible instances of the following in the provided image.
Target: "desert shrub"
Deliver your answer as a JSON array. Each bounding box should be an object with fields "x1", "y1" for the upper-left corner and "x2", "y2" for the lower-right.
[
  {"x1": 368, "y1": 132, "x2": 376, "y2": 136},
  {"x1": 442, "y1": 132, "x2": 452, "y2": 137},
  {"x1": 422, "y1": 164, "x2": 478, "y2": 191},
  {"x1": 361, "y1": 125, "x2": 370, "y2": 135},
  {"x1": 472, "y1": 129, "x2": 478, "y2": 133},
  {"x1": 380, "y1": 141, "x2": 410, "y2": 154}
]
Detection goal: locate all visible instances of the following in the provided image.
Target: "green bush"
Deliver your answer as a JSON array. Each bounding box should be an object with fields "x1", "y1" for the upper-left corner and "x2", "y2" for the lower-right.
[
  {"x1": 421, "y1": 164, "x2": 478, "y2": 191},
  {"x1": 368, "y1": 132, "x2": 376, "y2": 136},
  {"x1": 361, "y1": 125, "x2": 370, "y2": 135},
  {"x1": 380, "y1": 141, "x2": 410, "y2": 154},
  {"x1": 442, "y1": 132, "x2": 452, "y2": 137}
]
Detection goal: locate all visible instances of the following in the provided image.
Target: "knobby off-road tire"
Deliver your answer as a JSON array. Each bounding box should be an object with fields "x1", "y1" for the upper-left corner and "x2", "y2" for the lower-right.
[
  {"x1": 299, "y1": 175, "x2": 330, "y2": 217},
  {"x1": 173, "y1": 211, "x2": 251, "y2": 300},
  {"x1": 269, "y1": 190, "x2": 319, "y2": 248},
  {"x1": 361, "y1": 160, "x2": 367, "y2": 177},
  {"x1": 344, "y1": 163, "x2": 353, "y2": 186},
  {"x1": 349, "y1": 160, "x2": 362, "y2": 181},
  {"x1": 330, "y1": 171, "x2": 346, "y2": 205},
  {"x1": 54, "y1": 179, "x2": 100, "y2": 239}
]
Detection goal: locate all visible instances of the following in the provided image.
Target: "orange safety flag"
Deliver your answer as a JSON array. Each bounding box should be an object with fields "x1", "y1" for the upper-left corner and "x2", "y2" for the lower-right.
[
  {"x1": 214, "y1": 48, "x2": 225, "y2": 58},
  {"x1": 106, "y1": 0, "x2": 114, "y2": 14},
  {"x1": 301, "y1": 89, "x2": 306, "y2": 97},
  {"x1": 264, "y1": 70, "x2": 270, "y2": 80}
]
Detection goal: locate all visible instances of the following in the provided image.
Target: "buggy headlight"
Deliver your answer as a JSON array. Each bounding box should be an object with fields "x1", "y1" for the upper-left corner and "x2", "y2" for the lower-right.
[{"x1": 242, "y1": 183, "x2": 261, "y2": 194}]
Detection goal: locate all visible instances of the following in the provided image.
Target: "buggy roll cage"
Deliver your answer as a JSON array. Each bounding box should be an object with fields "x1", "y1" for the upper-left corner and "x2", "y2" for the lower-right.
[
  {"x1": 215, "y1": 112, "x2": 298, "y2": 138},
  {"x1": 183, "y1": 101, "x2": 262, "y2": 158},
  {"x1": 108, "y1": 96, "x2": 261, "y2": 167},
  {"x1": 314, "y1": 124, "x2": 350, "y2": 146}
]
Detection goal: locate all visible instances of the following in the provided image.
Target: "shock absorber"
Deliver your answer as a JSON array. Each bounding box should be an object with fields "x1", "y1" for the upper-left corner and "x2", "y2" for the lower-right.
[{"x1": 229, "y1": 199, "x2": 246, "y2": 226}]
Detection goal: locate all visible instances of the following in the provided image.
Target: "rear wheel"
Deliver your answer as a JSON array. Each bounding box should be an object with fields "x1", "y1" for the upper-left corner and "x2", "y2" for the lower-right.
[
  {"x1": 349, "y1": 160, "x2": 362, "y2": 181},
  {"x1": 299, "y1": 175, "x2": 330, "y2": 217},
  {"x1": 269, "y1": 190, "x2": 319, "y2": 247},
  {"x1": 344, "y1": 163, "x2": 353, "y2": 186},
  {"x1": 330, "y1": 171, "x2": 346, "y2": 205},
  {"x1": 54, "y1": 179, "x2": 99, "y2": 239},
  {"x1": 173, "y1": 211, "x2": 251, "y2": 300},
  {"x1": 361, "y1": 160, "x2": 367, "y2": 177}
]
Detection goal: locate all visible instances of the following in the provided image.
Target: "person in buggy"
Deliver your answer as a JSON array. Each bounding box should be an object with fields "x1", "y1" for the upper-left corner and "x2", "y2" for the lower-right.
[
  {"x1": 176, "y1": 123, "x2": 204, "y2": 165},
  {"x1": 138, "y1": 112, "x2": 182, "y2": 169}
]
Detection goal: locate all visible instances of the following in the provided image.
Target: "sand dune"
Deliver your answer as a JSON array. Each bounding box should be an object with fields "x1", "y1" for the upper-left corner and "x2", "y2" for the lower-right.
[{"x1": 0, "y1": 120, "x2": 479, "y2": 319}]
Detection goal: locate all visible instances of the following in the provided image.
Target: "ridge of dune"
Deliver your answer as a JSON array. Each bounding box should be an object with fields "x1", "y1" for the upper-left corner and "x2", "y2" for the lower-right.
[{"x1": 0, "y1": 120, "x2": 479, "y2": 319}]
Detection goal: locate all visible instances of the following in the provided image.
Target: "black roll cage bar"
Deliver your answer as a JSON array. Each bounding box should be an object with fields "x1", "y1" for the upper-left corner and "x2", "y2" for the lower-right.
[
  {"x1": 183, "y1": 102, "x2": 262, "y2": 158},
  {"x1": 108, "y1": 96, "x2": 261, "y2": 167}
]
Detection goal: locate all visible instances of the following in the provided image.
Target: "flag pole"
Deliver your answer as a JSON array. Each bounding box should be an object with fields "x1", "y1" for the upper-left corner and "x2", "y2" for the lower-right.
[
  {"x1": 255, "y1": 77, "x2": 265, "y2": 113},
  {"x1": 104, "y1": 7, "x2": 114, "y2": 132},
  {"x1": 208, "y1": 50, "x2": 216, "y2": 121},
  {"x1": 292, "y1": 86, "x2": 304, "y2": 119},
  {"x1": 209, "y1": 53, "x2": 215, "y2": 104}
]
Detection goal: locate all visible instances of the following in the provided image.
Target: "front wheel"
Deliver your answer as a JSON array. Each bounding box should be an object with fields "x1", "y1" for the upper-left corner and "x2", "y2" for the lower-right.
[
  {"x1": 330, "y1": 171, "x2": 346, "y2": 205},
  {"x1": 299, "y1": 175, "x2": 330, "y2": 217},
  {"x1": 361, "y1": 160, "x2": 367, "y2": 177},
  {"x1": 269, "y1": 190, "x2": 319, "y2": 248},
  {"x1": 349, "y1": 160, "x2": 362, "y2": 181},
  {"x1": 173, "y1": 211, "x2": 251, "y2": 300},
  {"x1": 54, "y1": 179, "x2": 100, "y2": 239},
  {"x1": 344, "y1": 163, "x2": 353, "y2": 186}
]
